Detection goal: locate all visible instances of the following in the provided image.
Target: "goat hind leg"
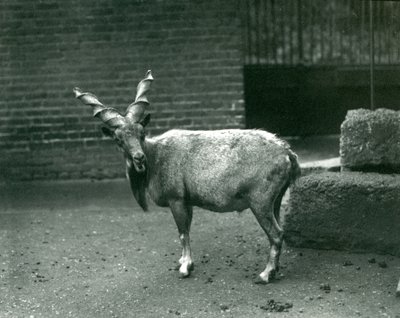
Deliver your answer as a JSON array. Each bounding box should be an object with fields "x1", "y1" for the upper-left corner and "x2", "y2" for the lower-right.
[
  {"x1": 251, "y1": 201, "x2": 283, "y2": 284},
  {"x1": 273, "y1": 182, "x2": 289, "y2": 232},
  {"x1": 169, "y1": 200, "x2": 194, "y2": 277},
  {"x1": 396, "y1": 278, "x2": 400, "y2": 297}
]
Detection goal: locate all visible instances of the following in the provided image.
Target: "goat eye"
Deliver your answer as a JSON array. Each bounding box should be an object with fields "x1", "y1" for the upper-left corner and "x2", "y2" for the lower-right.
[{"x1": 115, "y1": 139, "x2": 123, "y2": 147}]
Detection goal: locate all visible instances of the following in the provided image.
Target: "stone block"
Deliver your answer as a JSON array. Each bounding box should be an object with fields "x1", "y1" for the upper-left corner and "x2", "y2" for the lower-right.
[
  {"x1": 284, "y1": 172, "x2": 400, "y2": 256},
  {"x1": 340, "y1": 108, "x2": 400, "y2": 172}
]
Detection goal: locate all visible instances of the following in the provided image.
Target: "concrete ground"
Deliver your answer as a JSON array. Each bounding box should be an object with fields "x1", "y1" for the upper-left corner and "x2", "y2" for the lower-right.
[{"x1": 1, "y1": 136, "x2": 400, "y2": 318}]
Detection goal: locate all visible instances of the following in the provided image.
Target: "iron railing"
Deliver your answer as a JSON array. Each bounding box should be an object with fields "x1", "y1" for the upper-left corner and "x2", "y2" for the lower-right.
[{"x1": 243, "y1": 0, "x2": 400, "y2": 65}]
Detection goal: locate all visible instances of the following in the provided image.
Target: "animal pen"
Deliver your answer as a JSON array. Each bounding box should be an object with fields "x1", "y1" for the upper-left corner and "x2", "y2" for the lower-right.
[
  {"x1": 243, "y1": 0, "x2": 400, "y2": 136},
  {"x1": 2, "y1": 1, "x2": 400, "y2": 317}
]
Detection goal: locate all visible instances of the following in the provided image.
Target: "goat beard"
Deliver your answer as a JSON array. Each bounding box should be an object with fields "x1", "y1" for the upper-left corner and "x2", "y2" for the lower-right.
[{"x1": 126, "y1": 162, "x2": 148, "y2": 212}]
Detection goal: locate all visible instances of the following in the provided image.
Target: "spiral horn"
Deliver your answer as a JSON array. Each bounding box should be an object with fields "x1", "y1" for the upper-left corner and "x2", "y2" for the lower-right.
[
  {"x1": 73, "y1": 87, "x2": 125, "y2": 128},
  {"x1": 126, "y1": 70, "x2": 154, "y2": 122}
]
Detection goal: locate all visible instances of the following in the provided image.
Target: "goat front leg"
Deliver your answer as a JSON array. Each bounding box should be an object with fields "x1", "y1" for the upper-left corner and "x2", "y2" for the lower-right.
[
  {"x1": 396, "y1": 278, "x2": 400, "y2": 297},
  {"x1": 169, "y1": 200, "x2": 194, "y2": 278}
]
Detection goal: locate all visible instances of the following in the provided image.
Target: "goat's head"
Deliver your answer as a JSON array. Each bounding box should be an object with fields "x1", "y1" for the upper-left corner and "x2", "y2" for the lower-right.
[{"x1": 73, "y1": 71, "x2": 153, "y2": 173}]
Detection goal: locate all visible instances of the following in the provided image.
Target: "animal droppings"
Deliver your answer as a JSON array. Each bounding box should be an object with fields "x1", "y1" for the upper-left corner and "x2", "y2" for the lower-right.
[
  {"x1": 343, "y1": 260, "x2": 353, "y2": 266},
  {"x1": 260, "y1": 299, "x2": 293, "y2": 312},
  {"x1": 378, "y1": 261, "x2": 388, "y2": 268}
]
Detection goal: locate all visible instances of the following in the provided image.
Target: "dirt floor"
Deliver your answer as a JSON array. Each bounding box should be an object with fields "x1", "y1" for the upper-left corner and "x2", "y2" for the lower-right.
[{"x1": 1, "y1": 136, "x2": 399, "y2": 318}]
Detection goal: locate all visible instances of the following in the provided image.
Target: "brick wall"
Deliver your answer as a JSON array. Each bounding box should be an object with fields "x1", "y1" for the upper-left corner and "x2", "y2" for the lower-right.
[{"x1": 0, "y1": 0, "x2": 245, "y2": 181}]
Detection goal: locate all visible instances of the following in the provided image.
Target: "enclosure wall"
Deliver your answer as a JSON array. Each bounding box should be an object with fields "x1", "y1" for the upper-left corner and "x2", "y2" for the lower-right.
[{"x1": 0, "y1": 0, "x2": 245, "y2": 181}]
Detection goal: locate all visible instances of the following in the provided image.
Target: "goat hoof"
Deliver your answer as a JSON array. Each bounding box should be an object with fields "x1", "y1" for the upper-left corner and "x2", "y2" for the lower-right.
[
  {"x1": 257, "y1": 268, "x2": 277, "y2": 284},
  {"x1": 254, "y1": 276, "x2": 270, "y2": 285},
  {"x1": 179, "y1": 262, "x2": 194, "y2": 278},
  {"x1": 179, "y1": 272, "x2": 191, "y2": 278},
  {"x1": 179, "y1": 269, "x2": 191, "y2": 278}
]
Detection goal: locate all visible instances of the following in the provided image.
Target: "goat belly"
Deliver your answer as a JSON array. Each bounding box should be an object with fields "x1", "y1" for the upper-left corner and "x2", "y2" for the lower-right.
[
  {"x1": 184, "y1": 178, "x2": 251, "y2": 213},
  {"x1": 187, "y1": 194, "x2": 249, "y2": 213}
]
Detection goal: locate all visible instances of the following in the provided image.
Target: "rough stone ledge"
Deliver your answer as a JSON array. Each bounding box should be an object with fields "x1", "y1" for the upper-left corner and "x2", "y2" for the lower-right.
[
  {"x1": 340, "y1": 108, "x2": 400, "y2": 172},
  {"x1": 300, "y1": 157, "x2": 340, "y2": 175},
  {"x1": 284, "y1": 171, "x2": 400, "y2": 256}
]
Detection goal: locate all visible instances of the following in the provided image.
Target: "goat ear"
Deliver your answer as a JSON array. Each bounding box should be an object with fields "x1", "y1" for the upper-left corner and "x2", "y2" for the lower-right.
[
  {"x1": 101, "y1": 126, "x2": 114, "y2": 138},
  {"x1": 140, "y1": 114, "x2": 151, "y2": 127}
]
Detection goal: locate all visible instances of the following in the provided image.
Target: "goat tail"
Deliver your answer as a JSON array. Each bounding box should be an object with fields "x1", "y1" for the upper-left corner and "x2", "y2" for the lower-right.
[{"x1": 288, "y1": 150, "x2": 301, "y2": 185}]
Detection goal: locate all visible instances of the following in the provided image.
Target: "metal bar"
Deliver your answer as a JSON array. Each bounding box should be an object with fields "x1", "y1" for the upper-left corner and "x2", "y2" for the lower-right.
[
  {"x1": 369, "y1": 0, "x2": 375, "y2": 110},
  {"x1": 383, "y1": 2, "x2": 387, "y2": 64},
  {"x1": 280, "y1": 1, "x2": 286, "y2": 64},
  {"x1": 361, "y1": 0, "x2": 365, "y2": 64},
  {"x1": 328, "y1": 1, "x2": 333, "y2": 61},
  {"x1": 349, "y1": 0, "x2": 353, "y2": 64},
  {"x1": 271, "y1": 0, "x2": 277, "y2": 63},
  {"x1": 387, "y1": 2, "x2": 392, "y2": 64},
  {"x1": 346, "y1": 0, "x2": 351, "y2": 64},
  {"x1": 297, "y1": 0, "x2": 303, "y2": 63},
  {"x1": 304, "y1": 0, "x2": 309, "y2": 63},
  {"x1": 263, "y1": 0, "x2": 269, "y2": 63},
  {"x1": 396, "y1": 5, "x2": 400, "y2": 62},
  {"x1": 319, "y1": 0, "x2": 324, "y2": 62},
  {"x1": 246, "y1": 0, "x2": 252, "y2": 64},
  {"x1": 381, "y1": 1, "x2": 384, "y2": 64},
  {"x1": 289, "y1": 0, "x2": 294, "y2": 64},
  {"x1": 241, "y1": 0, "x2": 249, "y2": 65},
  {"x1": 310, "y1": 0, "x2": 315, "y2": 64},
  {"x1": 339, "y1": 2, "x2": 345, "y2": 62},
  {"x1": 378, "y1": 1, "x2": 382, "y2": 64},
  {"x1": 255, "y1": 0, "x2": 261, "y2": 64}
]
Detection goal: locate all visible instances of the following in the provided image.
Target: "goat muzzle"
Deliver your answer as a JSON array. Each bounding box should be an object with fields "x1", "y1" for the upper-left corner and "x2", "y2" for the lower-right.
[{"x1": 132, "y1": 152, "x2": 146, "y2": 173}]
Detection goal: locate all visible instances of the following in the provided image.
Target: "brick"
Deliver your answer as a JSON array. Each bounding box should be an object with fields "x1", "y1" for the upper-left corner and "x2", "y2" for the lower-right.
[
  {"x1": 35, "y1": 2, "x2": 60, "y2": 10},
  {"x1": 29, "y1": 142, "x2": 54, "y2": 151},
  {"x1": 340, "y1": 108, "x2": 400, "y2": 172},
  {"x1": 0, "y1": 0, "x2": 244, "y2": 182},
  {"x1": 284, "y1": 172, "x2": 400, "y2": 256}
]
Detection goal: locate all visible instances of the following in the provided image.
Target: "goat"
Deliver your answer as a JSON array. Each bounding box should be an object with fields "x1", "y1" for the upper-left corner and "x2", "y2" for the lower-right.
[{"x1": 73, "y1": 71, "x2": 301, "y2": 283}]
